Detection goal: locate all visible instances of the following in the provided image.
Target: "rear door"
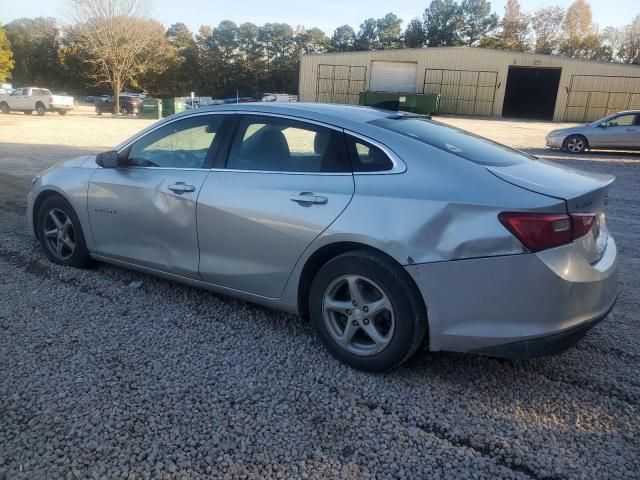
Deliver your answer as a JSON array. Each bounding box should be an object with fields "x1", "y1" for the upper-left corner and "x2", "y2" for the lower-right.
[{"x1": 197, "y1": 114, "x2": 354, "y2": 298}]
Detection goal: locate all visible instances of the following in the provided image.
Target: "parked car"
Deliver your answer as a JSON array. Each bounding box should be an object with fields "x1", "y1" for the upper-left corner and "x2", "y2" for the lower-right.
[
  {"x1": 546, "y1": 110, "x2": 640, "y2": 153},
  {"x1": 27, "y1": 103, "x2": 618, "y2": 372},
  {"x1": 86, "y1": 95, "x2": 110, "y2": 103},
  {"x1": 95, "y1": 95, "x2": 142, "y2": 116},
  {"x1": 0, "y1": 87, "x2": 74, "y2": 115}
]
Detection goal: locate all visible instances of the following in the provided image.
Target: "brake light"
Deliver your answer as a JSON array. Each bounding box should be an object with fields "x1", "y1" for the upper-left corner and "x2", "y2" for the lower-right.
[{"x1": 498, "y1": 212, "x2": 596, "y2": 252}]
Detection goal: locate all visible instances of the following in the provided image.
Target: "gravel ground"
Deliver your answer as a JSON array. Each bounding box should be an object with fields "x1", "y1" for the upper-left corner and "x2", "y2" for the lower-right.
[{"x1": 0, "y1": 109, "x2": 639, "y2": 479}]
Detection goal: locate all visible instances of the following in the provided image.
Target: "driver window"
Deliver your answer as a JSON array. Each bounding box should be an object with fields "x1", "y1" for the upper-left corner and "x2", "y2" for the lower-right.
[
  {"x1": 127, "y1": 115, "x2": 223, "y2": 168},
  {"x1": 606, "y1": 115, "x2": 636, "y2": 127}
]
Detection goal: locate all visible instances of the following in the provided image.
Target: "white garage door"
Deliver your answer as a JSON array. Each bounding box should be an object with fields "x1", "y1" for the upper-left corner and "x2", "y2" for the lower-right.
[{"x1": 370, "y1": 61, "x2": 417, "y2": 93}]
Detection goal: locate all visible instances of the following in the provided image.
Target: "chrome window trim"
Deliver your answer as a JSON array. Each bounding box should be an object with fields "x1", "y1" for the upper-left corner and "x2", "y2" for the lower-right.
[
  {"x1": 111, "y1": 109, "x2": 405, "y2": 175},
  {"x1": 345, "y1": 130, "x2": 407, "y2": 175},
  {"x1": 125, "y1": 166, "x2": 211, "y2": 172},
  {"x1": 211, "y1": 168, "x2": 351, "y2": 176}
]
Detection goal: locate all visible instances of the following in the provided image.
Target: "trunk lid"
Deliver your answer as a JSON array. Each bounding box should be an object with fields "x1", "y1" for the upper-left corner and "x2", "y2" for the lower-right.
[{"x1": 487, "y1": 159, "x2": 614, "y2": 263}]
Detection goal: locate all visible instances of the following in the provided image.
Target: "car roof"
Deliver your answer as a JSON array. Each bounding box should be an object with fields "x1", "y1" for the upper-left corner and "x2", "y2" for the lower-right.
[{"x1": 183, "y1": 102, "x2": 394, "y2": 129}]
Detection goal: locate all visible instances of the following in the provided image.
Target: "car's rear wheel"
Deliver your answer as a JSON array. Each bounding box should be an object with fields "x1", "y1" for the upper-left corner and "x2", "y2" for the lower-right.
[
  {"x1": 0, "y1": 102, "x2": 9, "y2": 114},
  {"x1": 309, "y1": 250, "x2": 427, "y2": 372},
  {"x1": 120, "y1": 106, "x2": 129, "y2": 116},
  {"x1": 36, "y1": 103, "x2": 46, "y2": 116},
  {"x1": 564, "y1": 135, "x2": 587, "y2": 154},
  {"x1": 36, "y1": 196, "x2": 91, "y2": 268}
]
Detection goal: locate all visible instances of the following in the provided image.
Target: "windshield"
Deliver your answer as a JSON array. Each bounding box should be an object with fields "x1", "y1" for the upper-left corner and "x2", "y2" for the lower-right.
[{"x1": 369, "y1": 116, "x2": 535, "y2": 167}]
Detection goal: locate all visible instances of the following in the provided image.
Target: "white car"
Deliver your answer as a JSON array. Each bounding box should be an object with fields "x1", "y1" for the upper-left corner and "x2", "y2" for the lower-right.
[{"x1": 0, "y1": 87, "x2": 75, "y2": 116}]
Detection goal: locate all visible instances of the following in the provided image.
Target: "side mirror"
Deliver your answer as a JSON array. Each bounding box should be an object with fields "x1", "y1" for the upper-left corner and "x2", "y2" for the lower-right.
[
  {"x1": 96, "y1": 150, "x2": 121, "y2": 168},
  {"x1": 598, "y1": 122, "x2": 608, "y2": 128}
]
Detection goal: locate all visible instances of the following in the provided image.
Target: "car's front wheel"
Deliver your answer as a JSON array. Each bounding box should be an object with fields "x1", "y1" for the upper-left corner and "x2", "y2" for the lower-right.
[
  {"x1": 36, "y1": 196, "x2": 91, "y2": 268},
  {"x1": 309, "y1": 250, "x2": 427, "y2": 372},
  {"x1": 564, "y1": 135, "x2": 587, "y2": 153}
]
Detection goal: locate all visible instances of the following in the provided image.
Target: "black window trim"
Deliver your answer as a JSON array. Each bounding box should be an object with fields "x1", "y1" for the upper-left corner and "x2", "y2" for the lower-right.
[{"x1": 344, "y1": 130, "x2": 406, "y2": 175}]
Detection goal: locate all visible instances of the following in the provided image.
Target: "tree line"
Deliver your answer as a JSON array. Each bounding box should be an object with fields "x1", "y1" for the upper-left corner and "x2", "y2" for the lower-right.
[{"x1": 0, "y1": 0, "x2": 638, "y2": 101}]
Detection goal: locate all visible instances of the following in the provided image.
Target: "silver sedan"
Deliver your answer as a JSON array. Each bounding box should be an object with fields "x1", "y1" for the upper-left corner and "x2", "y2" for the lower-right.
[
  {"x1": 27, "y1": 103, "x2": 618, "y2": 371},
  {"x1": 546, "y1": 110, "x2": 640, "y2": 153}
]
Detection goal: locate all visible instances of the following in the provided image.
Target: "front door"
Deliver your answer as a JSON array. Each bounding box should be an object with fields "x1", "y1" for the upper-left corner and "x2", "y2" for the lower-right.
[
  {"x1": 197, "y1": 114, "x2": 354, "y2": 298},
  {"x1": 88, "y1": 113, "x2": 226, "y2": 278},
  {"x1": 590, "y1": 113, "x2": 638, "y2": 148}
]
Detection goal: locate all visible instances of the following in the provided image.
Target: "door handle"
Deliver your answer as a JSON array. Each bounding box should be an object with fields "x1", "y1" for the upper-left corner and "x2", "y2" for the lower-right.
[
  {"x1": 168, "y1": 182, "x2": 196, "y2": 194},
  {"x1": 290, "y1": 192, "x2": 328, "y2": 206}
]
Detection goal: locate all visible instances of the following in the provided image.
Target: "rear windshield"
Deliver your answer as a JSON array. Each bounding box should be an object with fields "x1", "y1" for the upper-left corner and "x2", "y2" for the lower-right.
[{"x1": 369, "y1": 116, "x2": 535, "y2": 167}]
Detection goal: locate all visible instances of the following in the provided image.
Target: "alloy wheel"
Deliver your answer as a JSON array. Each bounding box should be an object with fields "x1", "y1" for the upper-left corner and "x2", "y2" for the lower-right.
[
  {"x1": 43, "y1": 208, "x2": 76, "y2": 261},
  {"x1": 322, "y1": 275, "x2": 395, "y2": 356},
  {"x1": 566, "y1": 137, "x2": 585, "y2": 153}
]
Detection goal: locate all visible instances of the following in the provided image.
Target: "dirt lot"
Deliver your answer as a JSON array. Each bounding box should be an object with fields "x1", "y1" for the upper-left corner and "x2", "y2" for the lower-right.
[{"x1": 0, "y1": 107, "x2": 639, "y2": 479}]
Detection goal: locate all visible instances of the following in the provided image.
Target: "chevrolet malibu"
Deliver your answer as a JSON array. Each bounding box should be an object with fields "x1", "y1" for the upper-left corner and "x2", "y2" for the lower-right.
[{"x1": 27, "y1": 103, "x2": 618, "y2": 371}]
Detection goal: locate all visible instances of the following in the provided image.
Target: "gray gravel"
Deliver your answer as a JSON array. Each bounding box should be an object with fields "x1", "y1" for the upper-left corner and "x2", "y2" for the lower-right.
[{"x1": 1, "y1": 149, "x2": 639, "y2": 479}]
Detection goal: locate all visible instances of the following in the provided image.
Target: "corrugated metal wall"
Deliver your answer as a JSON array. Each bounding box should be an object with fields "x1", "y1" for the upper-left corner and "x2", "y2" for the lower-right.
[{"x1": 299, "y1": 47, "x2": 640, "y2": 121}]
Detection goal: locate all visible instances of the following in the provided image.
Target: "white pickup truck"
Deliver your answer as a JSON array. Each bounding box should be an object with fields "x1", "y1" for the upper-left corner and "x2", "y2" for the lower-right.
[{"x1": 0, "y1": 87, "x2": 75, "y2": 116}]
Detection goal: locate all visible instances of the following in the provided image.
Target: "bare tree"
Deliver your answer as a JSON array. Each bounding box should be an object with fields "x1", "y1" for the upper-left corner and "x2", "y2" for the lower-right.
[
  {"x1": 531, "y1": 6, "x2": 564, "y2": 54},
  {"x1": 618, "y1": 15, "x2": 640, "y2": 64},
  {"x1": 70, "y1": 0, "x2": 171, "y2": 114}
]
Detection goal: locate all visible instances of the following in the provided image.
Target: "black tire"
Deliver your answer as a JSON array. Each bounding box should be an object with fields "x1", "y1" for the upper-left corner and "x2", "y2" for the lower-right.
[
  {"x1": 96, "y1": 107, "x2": 102, "y2": 116},
  {"x1": 36, "y1": 195, "x2": 91, "y2": 268},
  {"x1": 0, "y1": 102, "x2": 9, "y2": 114},
  {"x1": 58, "y1": 109, "x2": 68, "y2": 116},
  {"x1": 309, "y1": 250, "x2": 428, "y2": 372},
  {"x1": 120, "y1": 106, "x2": 128, "y2": 116},
  {"x1": 564, "y1": 134, "x2": 588, "y2": 154},
  {"x1": 35, "y1": 103, "x2": 46, "y2": 116}
]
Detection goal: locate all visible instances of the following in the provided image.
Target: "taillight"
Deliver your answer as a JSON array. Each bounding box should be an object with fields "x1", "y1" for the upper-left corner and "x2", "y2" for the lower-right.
[
  {"x1": 571, "y1": 213, "x2": 596, "y2": 239},
  {"x1": 498, "y1": 212, "x2": 596, "y2": 252}
]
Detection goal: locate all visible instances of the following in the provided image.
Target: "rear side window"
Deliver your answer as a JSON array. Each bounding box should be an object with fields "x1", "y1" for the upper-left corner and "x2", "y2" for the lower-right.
[
  {"x1": 226, "y1": 115, "x2": 350, "y2": 173},
  {"x1": 370, "y1": 116, "x2": 534, "y2": 167},
  {"x1": 346, "y1": 136, "x2": 394, "y2": 172}
]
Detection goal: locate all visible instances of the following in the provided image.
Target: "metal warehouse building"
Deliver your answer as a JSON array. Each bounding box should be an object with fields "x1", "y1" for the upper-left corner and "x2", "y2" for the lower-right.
[{"x1": 299, "y1": 47, "x2": 640, "y2": 122}]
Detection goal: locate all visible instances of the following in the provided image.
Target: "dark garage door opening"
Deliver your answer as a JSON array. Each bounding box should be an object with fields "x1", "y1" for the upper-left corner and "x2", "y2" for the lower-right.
[{"x1": 502, "y1": 67, "x2": 561, "y2": 120}]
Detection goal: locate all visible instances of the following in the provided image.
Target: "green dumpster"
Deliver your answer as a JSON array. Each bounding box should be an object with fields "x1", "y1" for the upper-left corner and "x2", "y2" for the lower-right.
[
  {"x1": 359, "y1": 91, "x2": 440, "y2": 115},
  {"x1": 162, "y1": 97, "x2": 186, "y2": 117},
  {"x1": 139, "y1": 99, "x2": 162, "y2": 119}
]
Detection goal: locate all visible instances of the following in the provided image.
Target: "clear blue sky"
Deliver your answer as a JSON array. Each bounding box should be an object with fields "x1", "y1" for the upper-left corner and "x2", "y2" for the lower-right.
[{"x1": 1, "y1": 0, "x2": 637, "y2": 35}]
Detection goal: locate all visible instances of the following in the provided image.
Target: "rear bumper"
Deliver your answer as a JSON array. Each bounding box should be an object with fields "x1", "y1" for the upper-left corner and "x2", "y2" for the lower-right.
[
  {"x1": 406, "y1": 236, "x2": 618, "y2": 359},
  {"x1": 50, "y1": 103, "x2": 74, "y2": 110},
  {"x1": 471, "y1": 297, "x2": 616, "y2": 359}
]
